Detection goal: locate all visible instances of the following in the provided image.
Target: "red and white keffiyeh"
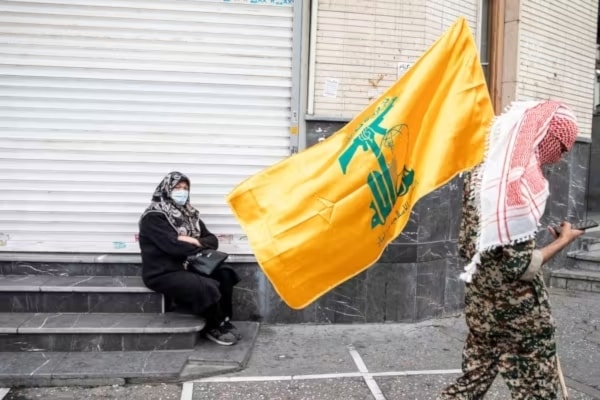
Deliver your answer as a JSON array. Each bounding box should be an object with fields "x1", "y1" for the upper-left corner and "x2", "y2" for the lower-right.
[{"x1": 460, "y1": 100, "x2": 578, "y2": 282}]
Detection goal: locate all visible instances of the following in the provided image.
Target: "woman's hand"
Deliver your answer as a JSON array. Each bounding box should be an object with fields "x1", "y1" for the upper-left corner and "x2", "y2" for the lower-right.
[{"x1": 177, "y1": 235, "x2": 202, "y2": 247}]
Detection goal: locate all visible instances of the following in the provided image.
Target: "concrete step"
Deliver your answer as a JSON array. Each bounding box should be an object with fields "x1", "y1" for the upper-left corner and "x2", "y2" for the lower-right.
[
  {"x1": 0, "y1": 321, "x2": 259, "y2": 387},
  {"x1": 568, "y1": 248, "x2": 600, "y2": 272},
  {"x1": 550, "y1": 269, "x2": 600, "y2": 293},
  {"x1": 0, "y1": 275, "x2": 163, "y2": 313},
  {"x1": 0, "y1": 312, "x2": 205, "y2": 352},
  {"x1": 0, "y1": 253, "x2": 255, "y2": 277},
  {"x1": 0, "y1": 254, "x2": 143, "y2": 277},
  {"x1": 580, "y1": 231, "x2": 600, "y2": 252}
]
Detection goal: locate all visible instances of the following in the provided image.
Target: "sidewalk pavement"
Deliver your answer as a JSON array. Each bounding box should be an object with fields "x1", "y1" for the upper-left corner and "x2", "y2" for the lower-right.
[{"x1": 5, "y1": 288, "x2": 600, "y2": 400}]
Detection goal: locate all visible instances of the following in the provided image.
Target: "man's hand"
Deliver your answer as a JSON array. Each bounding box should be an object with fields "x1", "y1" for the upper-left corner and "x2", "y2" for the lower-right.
[
  {"x1": 540, "y1": 222, "x2": 584, "y2": 264},
  {"x1": 548, "y1": 222, "x2": 584, "y2": 243},
  {"x1": 177, "y1": 235, "x2": 201, "y2": 247}
]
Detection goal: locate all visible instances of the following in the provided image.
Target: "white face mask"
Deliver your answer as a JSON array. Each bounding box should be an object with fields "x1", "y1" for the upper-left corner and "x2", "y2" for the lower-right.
[{"x1": 171, "y1": 189, "x2": 189, "y2": 206}]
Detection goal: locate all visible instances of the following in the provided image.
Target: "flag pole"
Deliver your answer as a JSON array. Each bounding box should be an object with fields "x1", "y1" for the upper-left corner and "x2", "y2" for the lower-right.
[{"x1": 556, "y1": 355, "x2": 568, "y2": 400}]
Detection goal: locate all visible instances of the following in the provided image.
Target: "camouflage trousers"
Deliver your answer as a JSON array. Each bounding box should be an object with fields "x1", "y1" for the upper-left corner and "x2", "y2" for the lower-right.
[{"x1": 438, "y1": 327, "x2": 559, "y2": 399}]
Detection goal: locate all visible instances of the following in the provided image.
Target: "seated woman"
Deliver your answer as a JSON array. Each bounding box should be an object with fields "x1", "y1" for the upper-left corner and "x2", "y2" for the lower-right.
[{"x1": 138, "y1": 171, "x2": 241, "y2": 346}]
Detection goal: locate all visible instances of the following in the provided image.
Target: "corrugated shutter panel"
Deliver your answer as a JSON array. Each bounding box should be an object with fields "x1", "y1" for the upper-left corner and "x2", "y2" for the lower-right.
[{"x1": 0, "y1": 0, "x2": 294, "y2": 254}]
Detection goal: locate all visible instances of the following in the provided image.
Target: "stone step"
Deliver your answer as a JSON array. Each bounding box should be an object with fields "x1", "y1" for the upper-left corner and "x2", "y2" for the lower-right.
[
  {"x1": 0, "y1": 254, "x2": 143, "y2": 277},
  {"x1": 550, "y1": 269, "x2": 600, "y2": 293},
  {"x1": 0, "y1": 321, "x2": 259, "y2": 387},
  {"x1": 0, "y1": 253, "x2": 255, "y2": 277},
  {"x1": 0, "y1": 275, "x2": 163, "y2": 313},
  {"x1": 580, "y1": 231, "x2": 600, "y2": 252},
  {"x1": 0, "y1": 312, "x2": 205, "y2": 352},
  {"x1": 568, "y1": 248, "x2": 600, "y2": 272}
]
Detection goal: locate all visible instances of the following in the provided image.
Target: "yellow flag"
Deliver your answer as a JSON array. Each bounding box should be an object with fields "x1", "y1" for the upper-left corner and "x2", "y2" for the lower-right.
[{"x1": 227, "y1": 18, "x2": 493, "y2": 309}]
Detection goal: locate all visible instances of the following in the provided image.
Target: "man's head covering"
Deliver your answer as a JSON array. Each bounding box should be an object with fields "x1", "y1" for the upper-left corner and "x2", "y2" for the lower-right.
[
  {"x1": 459, "y1": 100, "x2": 578, "y2": 282},
  {"x1": 139, "y1": 171, "x2": 202, "y2": 238},
  {"x1": 537, "y1": 111, "x2": 578, "y2": 164}
]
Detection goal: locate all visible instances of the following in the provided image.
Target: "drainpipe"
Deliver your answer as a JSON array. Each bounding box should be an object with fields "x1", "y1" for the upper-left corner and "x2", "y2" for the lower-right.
[{"x1": 306, "y1": 0, "x2": 318, "y2": 115}]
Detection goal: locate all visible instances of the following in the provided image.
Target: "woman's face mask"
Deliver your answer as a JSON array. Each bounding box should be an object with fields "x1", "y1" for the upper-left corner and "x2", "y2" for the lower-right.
[{"x1": 171, "y1": 189, "x2": 189, "y2": 206}]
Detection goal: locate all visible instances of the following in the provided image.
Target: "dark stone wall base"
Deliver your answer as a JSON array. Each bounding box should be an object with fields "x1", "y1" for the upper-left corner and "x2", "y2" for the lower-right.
[
  {"x1": 588, "y1": 115, "x2": 600, "y2": 212},
  {"x1": 233, "y1": 255, "x2": 465, "y2": 324}
]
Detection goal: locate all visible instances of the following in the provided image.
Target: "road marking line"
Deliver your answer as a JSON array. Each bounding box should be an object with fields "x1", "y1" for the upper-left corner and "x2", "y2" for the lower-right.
[
  {"x1": 190, "y1": 369, "x2": 462, "y2": 384},
  {"x1": 194, "y1": 373, "x2": 362, "y2": 383},
  {"x1": 0, "y1": 388, "x2": 10, "y2": 400},
  {"x1": 373, "y1": 369, "x2": 462, "y2": 377},
  {"x1": 197, "y1": 376, "x2": 293, "y2": 383},
  {"x1": 180, "y1": 382, "x2": 193, "y2": 400},
  {"x1": 348, "y1": 346, "x2": 386, "y2": 400}
]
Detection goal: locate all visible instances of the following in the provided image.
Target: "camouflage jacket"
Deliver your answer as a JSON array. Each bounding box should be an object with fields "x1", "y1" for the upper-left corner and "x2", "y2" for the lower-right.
[{"x1": 459, "y1": 172, "x2": 554, "y2": 338}]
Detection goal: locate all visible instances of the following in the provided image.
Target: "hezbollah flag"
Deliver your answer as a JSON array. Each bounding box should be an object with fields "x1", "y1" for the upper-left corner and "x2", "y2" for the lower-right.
[{"x1": 227, "y1": 18, "x2": 493, "y2": 309}]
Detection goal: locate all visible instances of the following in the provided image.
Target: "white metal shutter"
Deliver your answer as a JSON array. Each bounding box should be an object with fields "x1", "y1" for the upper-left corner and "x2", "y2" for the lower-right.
[{"x1": 0, "y1": 0, "x2": 294, "y2": 254}]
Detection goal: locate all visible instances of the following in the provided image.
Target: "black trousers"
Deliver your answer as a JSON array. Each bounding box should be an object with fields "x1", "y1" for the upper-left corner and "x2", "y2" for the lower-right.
[
  {"x1": 146, "y1": 265, "x2": 239, "y2": 329},
  {"x1": 203, "y1": 267, "x2": 238, "y2": 328}
]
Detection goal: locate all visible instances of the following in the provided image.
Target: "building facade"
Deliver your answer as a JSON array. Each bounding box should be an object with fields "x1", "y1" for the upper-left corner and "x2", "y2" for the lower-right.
[
  {"x1": 0, "y1": 0, "x2": 596, "y2": 323},
  {"x1": 301, "y1": 0, "x2": 597, "y2": 323}
]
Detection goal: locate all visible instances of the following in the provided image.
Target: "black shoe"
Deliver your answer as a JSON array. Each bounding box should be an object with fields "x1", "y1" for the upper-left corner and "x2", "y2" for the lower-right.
[
  {"x1": 223, "y1": 318, "x2": 242, "y2": 341},
  {"x1": 205, "y1": 326, "x2": 237, "y2": 346}
]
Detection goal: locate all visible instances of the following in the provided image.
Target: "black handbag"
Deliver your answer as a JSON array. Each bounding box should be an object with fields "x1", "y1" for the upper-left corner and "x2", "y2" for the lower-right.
[{"x1": 185, "y1": 249, "x2": 229, "y2": 276}]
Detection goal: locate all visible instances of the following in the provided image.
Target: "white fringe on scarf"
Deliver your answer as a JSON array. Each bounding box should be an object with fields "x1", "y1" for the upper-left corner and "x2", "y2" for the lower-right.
[{"x1": 459, "y1": 101, "x2": 549, "y2": 282}]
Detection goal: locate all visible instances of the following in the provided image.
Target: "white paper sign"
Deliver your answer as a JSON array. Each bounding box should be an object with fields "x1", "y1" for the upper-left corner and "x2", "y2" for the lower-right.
[
  {"x1": 397, "y1": 62, "x2": 412, "y2": 79},
  {"x1": 323, "y1": 78, "x2": 340, "y2": 98}
]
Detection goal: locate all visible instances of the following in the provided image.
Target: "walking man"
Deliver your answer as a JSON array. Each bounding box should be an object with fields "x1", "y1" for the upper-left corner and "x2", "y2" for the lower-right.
[{"x1": 439, "y1": 100, "x2": 584, "y2": 399}]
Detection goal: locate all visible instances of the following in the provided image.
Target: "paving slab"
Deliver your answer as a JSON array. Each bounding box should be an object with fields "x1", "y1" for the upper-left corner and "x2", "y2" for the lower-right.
[
  {"x1": 551, "y1": 289, "x2": 600, "y2": 392},
  {"x1": 376, "y1": 375, "x2": 596, "y2": 400},
  {"x1": 350, "y1": 319, "x2": 465, "y2": 372},
  {"x1": 192, "y1": 378, "x2": 372, "y2": 400},
  {"x1": 188, "y1": 321, "x2": 260, "y2": 366},
  {"x1": 4, "y1": 383, "x2": 180, "y2": 400},
  {"x1": 226, "y1": 324, "x2": 364, "y2": 376}
]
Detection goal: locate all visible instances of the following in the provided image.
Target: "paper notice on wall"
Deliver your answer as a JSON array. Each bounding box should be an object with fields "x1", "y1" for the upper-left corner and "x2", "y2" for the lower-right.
[
  {"x1": 323, "y1": 78, "x2": 340, "y2": 98},
  {"x1": 397, "y1": 62, "x2": 412, "y2": 79}
]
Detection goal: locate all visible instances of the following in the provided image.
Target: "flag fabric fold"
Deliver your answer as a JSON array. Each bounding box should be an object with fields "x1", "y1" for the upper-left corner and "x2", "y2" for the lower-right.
[{"x1": 227, "y1": 17, "x2": 494, "y2": 309}]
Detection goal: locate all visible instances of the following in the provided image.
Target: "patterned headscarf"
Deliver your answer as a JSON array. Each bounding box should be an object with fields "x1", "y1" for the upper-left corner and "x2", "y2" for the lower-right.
[
  {"x1": 459, "y1": 100, "x2": 578, "y2": 282},
  {"x1": 140, "y1": 171, "x2": 202, "y2": 238},
  {"x1": 537, "y1": 113, "x2": 578, "y2": 164}
]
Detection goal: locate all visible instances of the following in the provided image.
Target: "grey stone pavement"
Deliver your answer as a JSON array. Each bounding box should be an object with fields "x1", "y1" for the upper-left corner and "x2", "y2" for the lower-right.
[{"x1": 4, "y1": 288, "x2": 600, "y2": 400}]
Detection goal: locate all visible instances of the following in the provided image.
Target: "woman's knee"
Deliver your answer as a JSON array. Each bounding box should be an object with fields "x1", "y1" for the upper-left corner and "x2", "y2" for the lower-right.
[{"x1": 211, "y1": 267, "x2": 236, "y2": 285}]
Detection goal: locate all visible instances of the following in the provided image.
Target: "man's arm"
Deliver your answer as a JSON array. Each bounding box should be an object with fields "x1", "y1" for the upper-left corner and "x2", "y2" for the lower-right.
[
  {"x1": 541, "y1": 222, "x2": 584, "y2": 263},
  {"x1": 520, "y1": 222, "x2": 584, "y2": 281}
]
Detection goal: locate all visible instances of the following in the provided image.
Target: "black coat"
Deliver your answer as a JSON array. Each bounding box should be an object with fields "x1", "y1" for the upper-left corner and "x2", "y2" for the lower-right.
[
  {"x1": 139, "y1": 213, "x2": 218, "y2": 281},
  {"x1": 138, "y1": 212, "x2": 224, "y2": 314}
]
